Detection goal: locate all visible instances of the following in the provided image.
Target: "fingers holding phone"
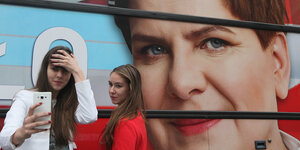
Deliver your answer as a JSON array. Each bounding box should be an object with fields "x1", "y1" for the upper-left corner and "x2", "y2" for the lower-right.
[
  {"x1": 12, "y1": 96, "x2": 52, "y2": 146},
  {"x1": 21, "y1": 103, "x2": 51, "y2": 135},
  {"x1": 32, "y1": 92, "x2": 52, "y2": 130},
  {"x1": 26, "y1": 102, "x2": 52, "y2": 130}
]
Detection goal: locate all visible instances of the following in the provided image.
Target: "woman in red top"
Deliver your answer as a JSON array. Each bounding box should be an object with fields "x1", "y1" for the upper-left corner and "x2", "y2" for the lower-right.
[{"x1": 100, "y1": 64, "x2": 147, "y2": 150}]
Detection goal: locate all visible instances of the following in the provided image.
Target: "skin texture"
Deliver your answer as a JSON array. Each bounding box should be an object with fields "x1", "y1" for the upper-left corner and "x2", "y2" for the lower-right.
[
  {"x1": 109, "y1": 72, "x2": 129, "y2": 105},
  {"x1": 47, "y1": 64, "x2": 71, "y2": 96},
  {"x1": 127, "y1": 0, "x2": 290, "y2": 149}
]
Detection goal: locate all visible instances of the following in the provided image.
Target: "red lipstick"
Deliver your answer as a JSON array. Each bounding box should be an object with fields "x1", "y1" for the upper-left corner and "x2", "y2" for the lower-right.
[
  {"x1": 172, "y1": 119, "x2": 221, "y2": 136},
  {"x1": 54, "y1": 81, "x2": 62, "y2": 85}
]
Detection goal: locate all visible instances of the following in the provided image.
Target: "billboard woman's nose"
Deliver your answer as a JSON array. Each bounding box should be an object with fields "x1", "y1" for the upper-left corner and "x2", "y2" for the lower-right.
[{"x1": 167, "y1": 50, "x2": 208, "y2": 101}]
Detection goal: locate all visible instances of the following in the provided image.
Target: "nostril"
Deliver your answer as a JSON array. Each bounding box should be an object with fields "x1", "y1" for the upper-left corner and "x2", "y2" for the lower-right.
[
  {"x1": 169, "y1": 93, "x2": 178, "y2": 98},
  {"x1": 189, "y1": 89, "x2": 202, "y2": 95}
]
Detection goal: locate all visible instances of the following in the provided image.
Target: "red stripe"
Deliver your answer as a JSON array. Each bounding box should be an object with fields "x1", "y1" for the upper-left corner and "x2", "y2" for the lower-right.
[{"x1": 285, "y1": 0, "x2": 293, "y2": 24}]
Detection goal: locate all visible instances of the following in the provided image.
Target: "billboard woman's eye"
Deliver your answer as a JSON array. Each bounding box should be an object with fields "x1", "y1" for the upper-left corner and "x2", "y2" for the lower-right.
[
  {"x1": 201, "y1": 38, "x2": 230, "y2": 52},
  {"x1": 132, "y1": 44, "x2": 169, "y2": 65},
  {"x1": 142, "y1": 45, "x2": 167, "y2": 56}
]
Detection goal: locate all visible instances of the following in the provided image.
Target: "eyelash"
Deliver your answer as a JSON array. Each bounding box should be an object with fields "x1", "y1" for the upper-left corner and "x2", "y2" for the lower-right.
[
  {"x1": 135, "y1": 37, "x2": 232, "y2": 63},
  {"x1": 108, "y1": 83, "x2": 122, "y2": 88},
  {"x1": 199, "y1": 38, "x2": 230, "y2": 53},
  {"x1": 140, "y1": 45, "x2": 167, "y2": 56},
  {"x1": 51, "y1": 67, "x2": 58, "y2": 71},
  {"x1": 51, "y1": 67, "x2": 68, "y2": 73}
]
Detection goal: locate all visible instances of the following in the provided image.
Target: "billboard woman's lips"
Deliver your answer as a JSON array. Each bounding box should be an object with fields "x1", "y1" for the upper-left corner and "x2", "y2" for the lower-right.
[{"x1": 172, "y1": 119, "x2": 221, "y2": 136}]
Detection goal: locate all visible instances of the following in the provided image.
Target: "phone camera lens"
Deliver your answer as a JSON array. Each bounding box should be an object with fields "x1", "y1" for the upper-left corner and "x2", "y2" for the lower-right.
[{"x1": 41, "y1": 96, "x2": 44, "y2": 99}]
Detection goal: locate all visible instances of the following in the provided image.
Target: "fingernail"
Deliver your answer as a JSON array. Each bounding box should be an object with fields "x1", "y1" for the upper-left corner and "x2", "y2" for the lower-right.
[
  {"x1": 48, "y1": 120, "x2": 52, "y2": 123},
  {"x1": 39, "y1": 102, "x2": 43, "y2": 105},
  {"x1": 48, "y1": 112, "x2": 52, "y2": 115}
]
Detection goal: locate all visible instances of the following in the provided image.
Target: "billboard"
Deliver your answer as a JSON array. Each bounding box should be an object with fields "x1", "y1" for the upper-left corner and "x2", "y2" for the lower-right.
[{"x1": 1, "y1": 0, "x2": 300, "y2": 150}]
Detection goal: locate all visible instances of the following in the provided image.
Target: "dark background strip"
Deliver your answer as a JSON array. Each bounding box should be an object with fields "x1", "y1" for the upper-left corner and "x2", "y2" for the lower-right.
[
  {"x1": 1, "y1": 109, "x2": 300, "y2": 120},
  {"x1": 0, "y1": 0, "x2": 299, "y2": 33}
]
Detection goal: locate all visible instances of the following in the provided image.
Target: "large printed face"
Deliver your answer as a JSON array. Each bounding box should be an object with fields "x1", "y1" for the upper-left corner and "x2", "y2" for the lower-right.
[{"x1": 128, "y1": 0, "x2": 289, "y2": 149}]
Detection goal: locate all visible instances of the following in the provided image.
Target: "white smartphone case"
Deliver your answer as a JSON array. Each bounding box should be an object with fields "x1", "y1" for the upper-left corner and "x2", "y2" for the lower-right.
[{"x1": 33, "y1": 92, "x2": 51, "y2": 129}]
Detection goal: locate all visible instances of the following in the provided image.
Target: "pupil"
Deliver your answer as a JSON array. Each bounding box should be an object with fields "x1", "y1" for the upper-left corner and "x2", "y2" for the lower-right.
[
  {"x1": 211, "y1": 39, "x2": 222, "y2": 48},
  {"x1": 153, "y1": 46, "x2": 162, "y2": 54}
]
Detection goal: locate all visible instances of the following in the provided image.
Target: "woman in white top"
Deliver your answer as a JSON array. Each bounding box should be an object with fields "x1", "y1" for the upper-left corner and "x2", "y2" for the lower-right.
[{"x1": 0, "y1": 46, "x2": 98, "y2": 150}]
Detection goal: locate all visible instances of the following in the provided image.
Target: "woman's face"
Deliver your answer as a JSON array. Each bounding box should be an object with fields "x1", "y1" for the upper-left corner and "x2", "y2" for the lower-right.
[
  {"x1": 109, "y1": 72, "x2": 129, "y2": 105},
  {"x1": 129, "y1": 0, "x2": 287, "y2": 149},
  {"x1": 47, "y1": 63, "x2": 71, "y2": 95},
  {"x1": 47, "y1": 64, "x2": 71, "y2": 92}
]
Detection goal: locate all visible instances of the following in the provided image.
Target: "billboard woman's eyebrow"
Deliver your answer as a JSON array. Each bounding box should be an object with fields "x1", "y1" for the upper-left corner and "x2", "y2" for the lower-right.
[
  {"x1": 131, "y1": 34, "x2": 167, "y2": 44},
  {"x1": 186, "y1": 25, "x2": 235, "y2": 39},
  {"x1": 131, "y1": 26, "x2": 234, "y2": 43}
]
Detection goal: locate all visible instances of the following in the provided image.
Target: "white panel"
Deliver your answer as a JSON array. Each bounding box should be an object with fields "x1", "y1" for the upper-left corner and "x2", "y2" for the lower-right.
[
  {"x1": 289, "y1": 78, "x2": 300, "y2": 89},
  {"x1": 0, "y1": 42, "x2": 6, "y2": 56},
  {"x1": 0, "y1": 85, "x2": 25, "y2": 99},
  {"x1": 32, "y1": 27, "x2": 87, "y2": 86}
]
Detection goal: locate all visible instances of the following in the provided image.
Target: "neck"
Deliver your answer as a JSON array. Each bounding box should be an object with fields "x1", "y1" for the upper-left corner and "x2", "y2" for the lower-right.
[
  {"x1": 265, "y1": 124, "x2": 288, "y2": 150},
  {"x1": 52, "y1": 90, "x2": 59, "y2": 99}
]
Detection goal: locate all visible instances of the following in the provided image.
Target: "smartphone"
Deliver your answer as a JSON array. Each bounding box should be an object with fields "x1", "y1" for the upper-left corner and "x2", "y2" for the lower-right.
[{"x1": 33, "y1": 92, "x2": 52, "y2": 129}]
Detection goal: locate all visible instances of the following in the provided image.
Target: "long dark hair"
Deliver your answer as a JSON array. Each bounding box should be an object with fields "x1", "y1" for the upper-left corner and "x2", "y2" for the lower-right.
[
  {"x1": 100, "y1": 64, "x2": 145, "y2": 150},
  {"x1": 35, "y1": 46, "x2": 78, "y2": 145}
]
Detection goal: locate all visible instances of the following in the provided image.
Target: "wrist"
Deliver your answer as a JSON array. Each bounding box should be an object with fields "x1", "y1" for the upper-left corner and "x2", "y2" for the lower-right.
[
  {"x1": 72, "y1": 69, "x2": 85, "y2": 83},
  {"x1": 11, "y1": 128, "x2": 25, "y2": 146}
]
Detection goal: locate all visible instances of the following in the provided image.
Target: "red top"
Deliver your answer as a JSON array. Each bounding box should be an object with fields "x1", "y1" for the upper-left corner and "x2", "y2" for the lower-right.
[
  {"x1": 99, "y1": 114, "x2": 147, "y2": 150},
  {"x1": 278, "y1": 83, "x2": 300, "y2": 140}
]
